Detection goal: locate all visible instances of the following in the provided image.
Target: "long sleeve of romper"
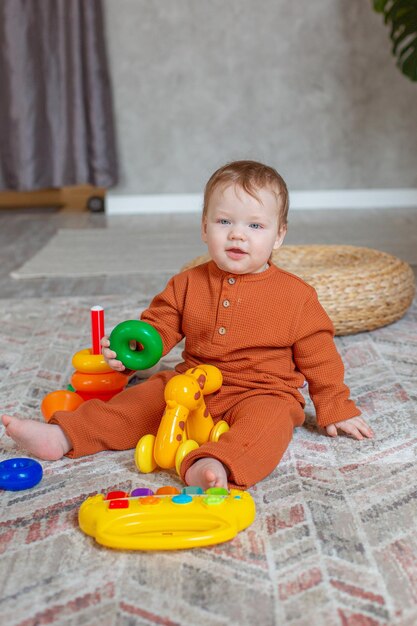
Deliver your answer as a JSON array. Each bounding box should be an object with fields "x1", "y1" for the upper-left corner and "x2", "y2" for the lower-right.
[
  {"x1": 292, "y1": 290, "x2": 360, "y2": 427},
  {"x1": 139, "y1": 275, "x2": 185, "y2": 356}
]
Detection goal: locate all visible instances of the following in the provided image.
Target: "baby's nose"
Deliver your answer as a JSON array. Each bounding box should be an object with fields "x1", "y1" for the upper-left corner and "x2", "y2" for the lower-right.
[{"x1": 228, "y1": 227, "x2": 245, "y2": 240}]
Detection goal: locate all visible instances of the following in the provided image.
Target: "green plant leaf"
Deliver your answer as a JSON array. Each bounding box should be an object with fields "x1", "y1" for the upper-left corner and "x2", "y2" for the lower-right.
[
  {"x1": 373, "y1": 0, "x2": 417, "y2": 81},
  {"x1": 373, "y1": 0, "x2": 389, "y2": 12}
]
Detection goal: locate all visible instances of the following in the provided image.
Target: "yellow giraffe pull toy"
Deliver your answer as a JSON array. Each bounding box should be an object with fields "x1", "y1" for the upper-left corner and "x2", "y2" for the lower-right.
[{"x1": 135, "y1": 365, "x2": 229, "y2": 476}]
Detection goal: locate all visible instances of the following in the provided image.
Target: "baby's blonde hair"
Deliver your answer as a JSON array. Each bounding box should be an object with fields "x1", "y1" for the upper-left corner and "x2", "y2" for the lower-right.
[{"x1": 202, "y1": 160, "x2": 289, "y2": 228}]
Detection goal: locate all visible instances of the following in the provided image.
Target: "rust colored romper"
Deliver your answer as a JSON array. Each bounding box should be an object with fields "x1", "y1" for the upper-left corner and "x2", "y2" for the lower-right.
[{"x1": 51, "y1": 261, "x2": 360, "y2": 490}]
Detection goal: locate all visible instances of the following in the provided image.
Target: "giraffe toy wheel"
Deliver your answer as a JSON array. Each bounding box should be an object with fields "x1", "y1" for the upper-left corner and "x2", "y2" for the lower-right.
[
  {"x1": 135, "y1": 434, "x2": 157, "y2": 473},
  {"x1": 209, "y1": 420, "x2": 229, "y2": 442},
  {"x1": 175, "y1": 440, "x2": 200, "y2": 476}
]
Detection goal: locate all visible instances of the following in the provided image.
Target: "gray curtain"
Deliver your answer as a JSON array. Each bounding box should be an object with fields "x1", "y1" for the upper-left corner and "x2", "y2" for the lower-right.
[{"x1": 0, "y1": 0, "x2": 118, "y2": 191}]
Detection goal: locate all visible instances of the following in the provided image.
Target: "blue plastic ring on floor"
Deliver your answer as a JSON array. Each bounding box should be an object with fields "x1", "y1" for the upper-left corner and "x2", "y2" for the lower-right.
[{"x1": 0, "y1": 458, "x2": 43, "y2": 491}]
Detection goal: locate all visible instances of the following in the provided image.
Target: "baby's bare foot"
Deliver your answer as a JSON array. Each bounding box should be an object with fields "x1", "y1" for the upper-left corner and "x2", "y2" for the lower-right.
[
  {"x1": 1, "y1": 414, "x2": 71, "y2": 460},
  {"x1": 185, "y1": 457, "x2": 229, "y2": 490}
]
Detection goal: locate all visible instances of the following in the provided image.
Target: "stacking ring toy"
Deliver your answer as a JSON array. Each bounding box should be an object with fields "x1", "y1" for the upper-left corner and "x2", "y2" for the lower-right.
[
  {"x1": 0, "y1": 458, "x2": 43, "y2": 491},
  {"x1": 71, "y1": 349, "x2": 113, "y2": 374},
  {"x1": 71, "y1": 370, "x2": 128, "y2": 393},
  {"x1": 41, "y1": 389, "x2": 84, "y2": 421},
  {"x1": 109, "y1": 320, "x2": 163, "y2": 370}
]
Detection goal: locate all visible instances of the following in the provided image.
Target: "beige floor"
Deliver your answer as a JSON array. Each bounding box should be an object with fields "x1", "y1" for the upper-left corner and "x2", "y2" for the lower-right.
[{"x1": 1, "y1": 206, "x2": 416, "y2": 299}]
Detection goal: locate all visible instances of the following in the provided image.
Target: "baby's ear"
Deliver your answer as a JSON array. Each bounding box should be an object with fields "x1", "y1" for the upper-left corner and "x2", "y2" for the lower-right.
[
  {"x1": 201, "y1": 218, "x2": 208, "y2": 242},
  {"x1": 273, "y1": 225, "x2": 287, "y2": 250}
]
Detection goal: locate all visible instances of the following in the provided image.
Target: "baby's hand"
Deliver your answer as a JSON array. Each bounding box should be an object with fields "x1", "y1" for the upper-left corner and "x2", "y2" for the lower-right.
[
  {"x1": 100, "y1": 336, "x2": 126, "y2": 372},
  {"x1": 325, "y1": 416, "x2": 374, "y2": 440}
]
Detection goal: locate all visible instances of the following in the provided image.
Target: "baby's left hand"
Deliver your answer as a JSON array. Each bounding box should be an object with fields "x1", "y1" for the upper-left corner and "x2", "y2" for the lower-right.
[{"x1": 325, "y1": 416, "x2": 374, "y2": 440}]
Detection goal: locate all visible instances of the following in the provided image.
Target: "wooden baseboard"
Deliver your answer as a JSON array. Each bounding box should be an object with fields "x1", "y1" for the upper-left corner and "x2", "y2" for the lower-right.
[{"x1": 0, "y1": 185, "x2": 106, "y2": 212}]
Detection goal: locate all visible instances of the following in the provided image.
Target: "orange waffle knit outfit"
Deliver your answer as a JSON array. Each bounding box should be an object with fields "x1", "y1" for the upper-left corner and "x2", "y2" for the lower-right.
[{"x1": 51, "y1": 261, "x2": 360, "y2": 490}]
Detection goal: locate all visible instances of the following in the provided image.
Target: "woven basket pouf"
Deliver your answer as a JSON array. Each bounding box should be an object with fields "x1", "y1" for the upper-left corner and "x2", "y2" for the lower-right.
[{"x1": 181, "y1": 245, "x2": 415, "y2": 336}]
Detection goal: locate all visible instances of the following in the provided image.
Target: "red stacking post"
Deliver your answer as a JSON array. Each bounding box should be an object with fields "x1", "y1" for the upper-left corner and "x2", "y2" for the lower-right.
[{"x1": 91, "y1": 306, "x2": 105, "y2": 355}]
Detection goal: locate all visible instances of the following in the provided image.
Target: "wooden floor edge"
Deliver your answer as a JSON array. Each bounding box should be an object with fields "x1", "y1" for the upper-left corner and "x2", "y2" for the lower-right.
[{"x1": 0, "y1": 186, "x2": 106, "y2": 212}]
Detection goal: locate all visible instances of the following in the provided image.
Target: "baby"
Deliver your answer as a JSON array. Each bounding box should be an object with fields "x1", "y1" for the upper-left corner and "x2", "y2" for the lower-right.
[{"x1": 2, "y1": 160, "x2": 373, "y2": 491}]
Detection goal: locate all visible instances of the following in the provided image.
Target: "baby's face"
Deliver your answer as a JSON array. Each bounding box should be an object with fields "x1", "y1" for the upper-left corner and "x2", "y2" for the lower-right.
[{"x1": 202, "y1": 183, "x2": 286, "y2": 275}]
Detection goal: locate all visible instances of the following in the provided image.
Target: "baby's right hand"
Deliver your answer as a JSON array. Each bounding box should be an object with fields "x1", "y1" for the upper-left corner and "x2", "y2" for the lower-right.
[{"x1": 101, "y1": 336, "x2": 126, "y2": 372}]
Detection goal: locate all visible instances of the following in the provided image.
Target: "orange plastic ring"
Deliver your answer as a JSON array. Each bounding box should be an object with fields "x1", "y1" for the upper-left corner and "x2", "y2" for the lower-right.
[
  {"x1": 72, "y1": 348, "x2": 113, "y2": 374},
  {"x1": 41, "y1": 389, "x2": 84, "y2": 421},
  {"x1": 71, "y1": 371, "x2": 128, "y2": 393}
]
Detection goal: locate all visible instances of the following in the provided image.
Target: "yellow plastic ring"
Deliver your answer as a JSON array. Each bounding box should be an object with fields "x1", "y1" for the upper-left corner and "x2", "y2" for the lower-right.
[{"x1": 72, "y1": 348, "x2": 113, "y2": 374}]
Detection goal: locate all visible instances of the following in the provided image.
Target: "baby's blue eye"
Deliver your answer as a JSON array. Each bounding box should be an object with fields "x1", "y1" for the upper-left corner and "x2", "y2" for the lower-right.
[
  {"x1": 249, "y1": 223, "x2": 262, "y2": 229},
  {"x1": 218, "y1": 219, "x2": 230, "y2": 225}
]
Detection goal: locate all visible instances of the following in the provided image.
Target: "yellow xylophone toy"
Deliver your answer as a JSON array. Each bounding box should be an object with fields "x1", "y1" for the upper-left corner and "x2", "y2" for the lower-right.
[{"x1": 78, "y1": 485, "x2": 256, "y2": 550}]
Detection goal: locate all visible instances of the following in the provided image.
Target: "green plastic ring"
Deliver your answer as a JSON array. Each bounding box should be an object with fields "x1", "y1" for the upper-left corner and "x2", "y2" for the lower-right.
[{"x1": 109, "y1": 320, "x2": 163, "y2": 370}]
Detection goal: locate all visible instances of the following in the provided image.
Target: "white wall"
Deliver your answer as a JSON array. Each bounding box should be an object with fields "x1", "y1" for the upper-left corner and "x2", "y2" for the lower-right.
[{"x1": 103, "y1": 0, "x2": 417, "y2": 202}]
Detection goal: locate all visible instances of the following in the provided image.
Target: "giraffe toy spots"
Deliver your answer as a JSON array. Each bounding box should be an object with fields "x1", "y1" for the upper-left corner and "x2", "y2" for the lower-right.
[{"x1": 135, "y1": 365, "x2": 229, "y2": 475}]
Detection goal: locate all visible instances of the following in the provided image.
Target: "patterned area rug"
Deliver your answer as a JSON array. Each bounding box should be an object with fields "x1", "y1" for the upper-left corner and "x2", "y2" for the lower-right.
[{"x1": 1, "y1": 295, "x2": 417, "y2": 626}]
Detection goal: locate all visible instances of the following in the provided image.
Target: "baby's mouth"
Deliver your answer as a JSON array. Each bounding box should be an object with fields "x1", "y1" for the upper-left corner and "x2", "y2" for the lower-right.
[{"x1": 226, "y1": 248, "x2": 247, "y2": 259}]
